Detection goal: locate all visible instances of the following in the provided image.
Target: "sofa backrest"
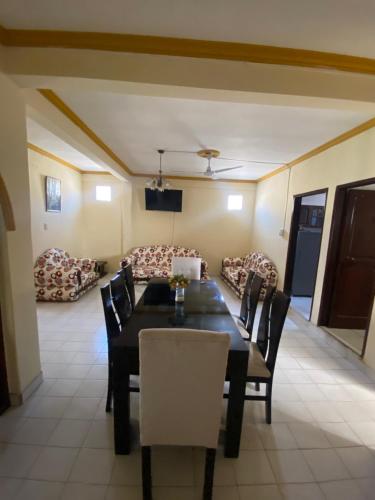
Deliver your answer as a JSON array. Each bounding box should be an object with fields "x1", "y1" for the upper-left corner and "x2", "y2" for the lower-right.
[
  {"x1": 130, "y1": 245, "x2": 201, "y2": 267},
  {"x1": 244, "y1": 251, "x2": 278, "y2": 286},
  {"x1": 35, "y1": 248, "x2": 70, "y2": 268}
]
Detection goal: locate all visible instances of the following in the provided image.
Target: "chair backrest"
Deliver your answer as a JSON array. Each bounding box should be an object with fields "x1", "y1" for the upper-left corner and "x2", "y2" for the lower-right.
[
  {"x1": 256, "y1": 285, "x2": 276, "y2": 357},
  {"x1": 118, "y1": 265, "x2": 136, "y2": 311},
  {"x1": 266, "y1": 291, "x2": 291, "y2": 374},
  {"x1": 100, "y1": 284, "x2": 120, "y2": 341},
  {"x1": 244, "y1": 273, "x2": 263, "y2": 339},
  {"x1": 139, "y1": 328, "x2": 230, "y2": 448},
  {"x1": 110, "y1": 273, "x2": 132, "y2": 328},
  {"x1": 239, "y1": 270, "x2": 255, "y2": 324},
  {"x1": 171, "y1": 256, "x2": 202, "y2": 279}
]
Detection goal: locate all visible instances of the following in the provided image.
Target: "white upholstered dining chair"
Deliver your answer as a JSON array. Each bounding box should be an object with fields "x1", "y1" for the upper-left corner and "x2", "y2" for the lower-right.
[
  {"x1": 139, "y1": 328, "x2": 230, "y2": 500},
  {"x1": 171, "y1": 256, "x2": 202, "y2": 279}
]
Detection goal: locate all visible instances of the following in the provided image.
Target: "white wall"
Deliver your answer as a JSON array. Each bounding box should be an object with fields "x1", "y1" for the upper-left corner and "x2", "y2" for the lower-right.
[
  {"x1": 28, "y1": 150, "x2": 83, "y2": 260},
  {"x1": 0, "y1": 72, "x2": 41, "y2": 400},
  {"x1": 132, "y1": 178, "x2": 256, "y2": 274},
  {"x1": 82, "y1": 174, "x2": 133, "y2": 271}
]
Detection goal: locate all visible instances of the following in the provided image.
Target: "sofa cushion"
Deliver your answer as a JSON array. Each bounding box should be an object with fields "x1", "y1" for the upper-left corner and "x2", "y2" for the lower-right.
[{"x1": 221, "y1": 266, "x2": 241, "y2": 285}]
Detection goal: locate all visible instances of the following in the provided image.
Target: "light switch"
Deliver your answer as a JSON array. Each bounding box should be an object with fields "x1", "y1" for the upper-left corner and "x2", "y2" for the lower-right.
[{"x1": 43, "y1": 223, "x2": 48, "y2": 230}]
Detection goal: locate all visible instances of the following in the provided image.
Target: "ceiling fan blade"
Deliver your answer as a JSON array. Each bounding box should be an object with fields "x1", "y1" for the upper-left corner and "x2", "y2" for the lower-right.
[
  {"x1": 219, "y1": 156, "x2": 285, "y2": 165},
  {"x1": 213, "y1": 165, "x2": 244, "y2": 174}
]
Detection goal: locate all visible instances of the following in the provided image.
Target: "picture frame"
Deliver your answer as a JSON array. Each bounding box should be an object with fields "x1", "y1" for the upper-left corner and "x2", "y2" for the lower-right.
[{"x1": 45, "y1": 176, "x2": 61, "y2": 212}]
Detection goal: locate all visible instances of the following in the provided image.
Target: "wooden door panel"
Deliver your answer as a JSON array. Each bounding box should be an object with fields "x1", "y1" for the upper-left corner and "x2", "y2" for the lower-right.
[{"x1": 329, "y1": 190, "x2": 375, "y2": 329}]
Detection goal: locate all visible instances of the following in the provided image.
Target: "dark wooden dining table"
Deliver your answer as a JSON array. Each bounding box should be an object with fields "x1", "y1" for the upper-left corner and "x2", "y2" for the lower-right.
[{"x1": 111, "y1": 278, "x2": 249, "y2": 458}]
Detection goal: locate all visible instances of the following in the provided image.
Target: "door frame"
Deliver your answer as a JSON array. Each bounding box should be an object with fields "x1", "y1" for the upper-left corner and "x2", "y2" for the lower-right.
[
  {"x1": 318, "y1": 176, "x2": 375, "y2": 356},
  {"x1": 284, "y1": 188, "x2": 328, "y2": 321}
]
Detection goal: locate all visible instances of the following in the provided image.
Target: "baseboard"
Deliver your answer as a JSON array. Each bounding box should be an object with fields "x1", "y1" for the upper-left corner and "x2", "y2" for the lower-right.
[{"x1": 9, "y1": 371, "x2": 43, "y2": 406}]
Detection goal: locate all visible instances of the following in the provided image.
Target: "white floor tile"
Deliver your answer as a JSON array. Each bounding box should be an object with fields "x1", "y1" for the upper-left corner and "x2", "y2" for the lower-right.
[
  {"x1": 336, "y1": 446, "x2": 375, "y2": 478},
  {"x1": 61, "y1": 482, "x2": 107, "y2": 500},
  {"x1": 0, "y1": 443, "x2": 41, "y2": 478},
  {"x1": 266, "y1": 450, "x2": 314, "y2": 483},
  {"x1": 234, "y1": 450, "x2": 275, "y2": 485},
  {"x1": 48, "y1": 419, "x2": 91, "y2": 447},
  {"x1": 28, "y1": 446, "x2": 78, "y2": 481},
  {"x1": 69, "y1": 447, "x2": 114, "y2": 484},
  {"x1": 279, "y1": 483, "x2": 325, "y2": 500},
  {"x1": 302, "y1": 449, "x2": 350, "y2": 481},
  {"x1": 238, "y1": 484, "x2": 282, "y2": 500},
  {"x1": 319, "y1": 479, "x2": 365, "y2": 500}
]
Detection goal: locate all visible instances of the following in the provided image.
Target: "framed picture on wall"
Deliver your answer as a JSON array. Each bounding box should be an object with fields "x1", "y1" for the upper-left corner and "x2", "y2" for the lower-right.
[{"x1": 45, "y1": 176, "x2": 61, "y2": 212}]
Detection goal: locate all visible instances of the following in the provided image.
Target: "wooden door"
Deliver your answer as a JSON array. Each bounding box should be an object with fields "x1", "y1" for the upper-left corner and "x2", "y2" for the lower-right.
[
  {"x1": 0, "y1": 306, "x2": 10, "y2": 414},
  {"x1": 329, "y1": 190, "x2": 375, "y2": 329}
]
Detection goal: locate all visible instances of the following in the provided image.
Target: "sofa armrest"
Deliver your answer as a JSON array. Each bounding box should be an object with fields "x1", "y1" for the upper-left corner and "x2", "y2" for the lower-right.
[
  {"x1": 222, "y1": 257, "x2": 245, "y2": 268},
  {"x1": 201, "y1": 259, "x2": 209, "y2": 280},
  {"x1": 120, "y1": 255, "x2": 135, "y2": 268},
  {"x1": 71, "y1": 258, "x2": 97, "y2": 273},
  {"x1": 34, "y1": 265, "x2": 81, "y2": 288}
]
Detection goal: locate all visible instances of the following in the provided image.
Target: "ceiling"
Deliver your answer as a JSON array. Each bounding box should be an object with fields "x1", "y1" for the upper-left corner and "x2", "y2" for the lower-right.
[
  {"x1": 1, "y1": 0, "x2": 375, "y2": 58},
  {"x1": 26, "y1": 118, "x2": 103, "y2": 172},
  {"x1": 40, "y1": 90, "x2": 373, "y2": 180}
]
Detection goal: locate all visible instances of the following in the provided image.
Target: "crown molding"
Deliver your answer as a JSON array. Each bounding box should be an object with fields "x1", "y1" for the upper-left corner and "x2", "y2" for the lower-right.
[
  {"x1": 258, "y1": 115, "x2": 375, "y2": 182},
  {"x1": 0, "y1": 174, "x2": 16, "y2": 231},
  {"x1": 37, "y1": 89, "x2": 132, "y2": 175},
  {"x1": 0, "y1": 26, "x2": 375, "y2": 76},
  {"x1": 133, "y1": 172, "x2": 256, "y2": 184}
]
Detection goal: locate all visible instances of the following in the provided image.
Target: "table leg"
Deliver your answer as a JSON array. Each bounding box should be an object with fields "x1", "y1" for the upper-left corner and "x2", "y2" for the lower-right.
[
  {"x1": 113, "y1": 349, "x2": 131, "y2": 454},
  {"x1": 225, "y1": 353, "x2": 247, "y2": 458}
]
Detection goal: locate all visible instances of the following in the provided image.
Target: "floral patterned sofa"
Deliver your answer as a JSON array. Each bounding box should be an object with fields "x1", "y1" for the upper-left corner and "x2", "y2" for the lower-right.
[
  {"x1": 34, "y1": 248, "x2": 99, "y2": 302},
  {"x1": 120, "y1": 245, "x2": 209, "y2": 282},
  {"x1": 221, "y1": 251, "x2": 278, "y2": 299}
]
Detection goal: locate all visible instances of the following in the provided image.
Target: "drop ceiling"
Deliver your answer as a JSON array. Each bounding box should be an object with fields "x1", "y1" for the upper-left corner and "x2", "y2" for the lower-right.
[{"x1": 42, "y1": 90, "x2": 374, "y2": 180}]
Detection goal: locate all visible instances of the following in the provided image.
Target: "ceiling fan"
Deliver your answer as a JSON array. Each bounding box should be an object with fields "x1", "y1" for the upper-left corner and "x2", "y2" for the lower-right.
[{"x1": 165, "y1": 148, "x2": 284, "y2": 180}]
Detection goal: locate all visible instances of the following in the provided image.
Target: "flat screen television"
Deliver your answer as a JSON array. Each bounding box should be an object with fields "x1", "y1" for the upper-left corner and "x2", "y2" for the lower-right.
[{"x1": 145, "y1": 188, "x2": 183, "y2": 212}]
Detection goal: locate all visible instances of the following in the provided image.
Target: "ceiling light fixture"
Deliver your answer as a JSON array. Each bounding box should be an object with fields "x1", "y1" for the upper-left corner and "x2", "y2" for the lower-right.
[{"x1": 146, "y1": 149, "x2": 171, "y2": 191}]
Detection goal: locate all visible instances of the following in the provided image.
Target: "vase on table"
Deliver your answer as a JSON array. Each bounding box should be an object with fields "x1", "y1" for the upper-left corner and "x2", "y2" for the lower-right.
[{"x1": 175, "y1": 286, "x2": 185, "y2": 303}]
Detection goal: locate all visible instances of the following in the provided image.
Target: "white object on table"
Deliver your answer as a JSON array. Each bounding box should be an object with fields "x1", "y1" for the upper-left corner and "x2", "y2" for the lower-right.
[{"x1": 171, "y1": 256, "x2": 201, "y2": 279}]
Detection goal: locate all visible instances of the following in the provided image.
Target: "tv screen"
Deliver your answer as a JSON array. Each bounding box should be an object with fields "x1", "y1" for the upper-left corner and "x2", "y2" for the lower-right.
[{"x1": 145, "y1": 189, "x2": 183, "y2": 212}]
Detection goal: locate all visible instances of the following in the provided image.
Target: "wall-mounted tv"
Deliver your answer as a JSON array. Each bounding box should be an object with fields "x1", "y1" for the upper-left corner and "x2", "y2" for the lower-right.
[{"x1": 145, "y1": 188, "x2": 183, "y2": 212}]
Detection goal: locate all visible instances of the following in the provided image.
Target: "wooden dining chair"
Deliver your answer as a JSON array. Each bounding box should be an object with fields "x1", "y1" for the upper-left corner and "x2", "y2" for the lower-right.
[
  {"x1": 100, "y1": 284, "x2": 121, "y2": 412},
  {"x1": 110, "y1": 273, "x2": 132, "y2": 328},
  {"x1": 237, "y1": 273, "x2": 263, "y2": 341},
  {"x1": 120, "y1": 264, "x2": 136, "y2": 311},
  {"x1": 239, "y1": 270, "x2": 255, "y2": 325},
  {"x1": 139, "y1": 328, "x2": 230, "y2": 500},
  {"x1": 244, "y1": 291, "x2": 290, "y2": 424}
]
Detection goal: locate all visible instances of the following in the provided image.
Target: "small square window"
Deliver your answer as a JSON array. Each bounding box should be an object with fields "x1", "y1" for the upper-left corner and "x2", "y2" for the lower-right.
[
  {"x1": 96, "y1": 185, "x2": 111, "y2": 202},
  {"x1": 227, "y1": 194, "x2": 243, "y2": 211}
]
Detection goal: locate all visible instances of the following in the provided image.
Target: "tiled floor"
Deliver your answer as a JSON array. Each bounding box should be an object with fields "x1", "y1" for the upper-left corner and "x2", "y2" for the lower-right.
[
  {"x1": 323, "y1": 327, "x2": 366, "y2": 356},
  {"x1": 1, "y1": 277, "x2": 375, "y2": 499}
]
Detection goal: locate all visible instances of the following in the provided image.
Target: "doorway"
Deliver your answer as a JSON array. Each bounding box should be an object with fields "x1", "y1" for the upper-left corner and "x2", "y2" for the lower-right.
[
  {"x1": 319, "y1": 178, "x2": 375, "y2": 355},
  {"x1": 284, "y1": 189, "x2": 327, "y2": 321}
]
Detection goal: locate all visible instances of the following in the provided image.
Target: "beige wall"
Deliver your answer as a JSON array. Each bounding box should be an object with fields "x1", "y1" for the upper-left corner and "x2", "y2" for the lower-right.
[
  {"x1": 28, "y1": 150, "x2": 83, "y2": 260},
  {"x1": 0, "y1": 72, "x2": 41, "y2": 400},
  {"x1": 364, "y1": 304, "x2": 375, "y2": 370},
  {"x1": 132, "y1": 178, "x2": 256, "y2": 274},
  {"x1": 82, "y1": 174, "x2": 133, "y2": 271},
  {"x1": 252, "y1": 127, "x2": 375, "y2": 363}
]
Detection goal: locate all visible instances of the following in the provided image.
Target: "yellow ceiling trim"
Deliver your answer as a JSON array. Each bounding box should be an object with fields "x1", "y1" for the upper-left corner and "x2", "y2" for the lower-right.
[
  {"x1": 0, "y1": 174, "x2": 16, "y2": 231},
  {"x1": 37, "y1": 89, "x2": 133, "y2": 176},
  {"x1": 133, "y1": 172, "x2": 257, "y2": 184},
  {"x1": 81, "y1": 170, "x2": 112, "y2": 175},
  {"x1": 258, "y1": 115, "x2": 375, "y2": 182},
  {"x1": 28, "y1": 142, "x2": 83, "y2": 173},
  {"x1": 1, "y1": 26, "x2": 375, "y2": 75}
]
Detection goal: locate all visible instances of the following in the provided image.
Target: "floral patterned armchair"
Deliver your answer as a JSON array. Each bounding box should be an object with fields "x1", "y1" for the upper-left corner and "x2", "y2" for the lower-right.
[
  {"x1": 120, "y1": 245, "x2": 209, "y2": 282},
  {"x1": 221, "y1": 251, "x2": 278, "y2": 299},
  {"x1": 34, "y1": 248, "x2": 99, "y2": 302}
]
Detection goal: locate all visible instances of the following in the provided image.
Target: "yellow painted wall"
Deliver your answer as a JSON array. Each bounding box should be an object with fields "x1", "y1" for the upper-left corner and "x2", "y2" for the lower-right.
[
  {"x1": 82, "y1": 174, "x2": 133, "y2": 271},
  {"x1": 252, "y1": 127, "x2": 375, "y2": 365},
  {"x1": 132, "y1": 178, "x2": 255, "y2": 274},
  {"x1": 0, "y1": 72, "x2": 41, "y2": 399},
  {"x1": 28, "y1": 150, "x2": 83, "y2": 260}
]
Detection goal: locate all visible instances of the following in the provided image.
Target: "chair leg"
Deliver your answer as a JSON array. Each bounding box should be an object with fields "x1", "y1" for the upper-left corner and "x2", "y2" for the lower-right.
[
  {"x1": 105, "y1": 362, "x2": 112, "y2": 413},
  {"x1": 265, "y1": 383, "x2": 272, "y2": 424},
  {"x1": 142, "y1": 446, "x2": 152, "y2": 500},
  {"x1": 255, "y1": 382, "x2": 260, "y2": 392},
  {"x1": 203, "y1": 448, "x2": 216, "y2": 500}
]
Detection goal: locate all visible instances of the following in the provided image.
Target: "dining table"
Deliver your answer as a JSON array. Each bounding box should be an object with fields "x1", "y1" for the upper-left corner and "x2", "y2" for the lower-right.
[{"x1": 111, "y1": 278, "x2": 249, "y2": 458}]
